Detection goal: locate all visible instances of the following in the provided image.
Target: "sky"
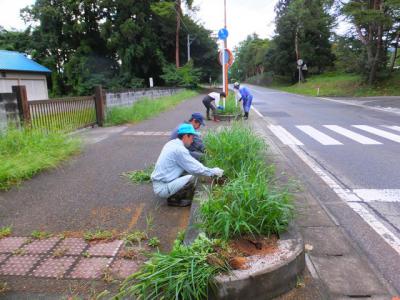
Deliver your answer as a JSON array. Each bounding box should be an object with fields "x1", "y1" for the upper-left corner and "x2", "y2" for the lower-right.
[{"x1": 0, "y1": 0, "x2": 350, "y2": 49}]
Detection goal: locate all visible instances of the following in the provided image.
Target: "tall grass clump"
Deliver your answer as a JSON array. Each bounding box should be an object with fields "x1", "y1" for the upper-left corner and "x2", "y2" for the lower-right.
[
  {"x1": 203, "y1": 122, "x2": 267, "y2": 179},
  {"x1": 200, "y1": 171, "x2": 293, "y2": 240},
  {"x1": 114, "y1": 234, "x2": 230, "y2": 300},
  {"x1": 105, "y1": 90, "x2": 198, "y2": 126},
  {"x1": 201, "y1": 122, "x2": 293, "y2": 240},
  {"x1": 0, "y1": 127, "x2": 80, "y2": 190},
  {"x1": 217, "y1": 93, "x2": 241, "y2": 115}
]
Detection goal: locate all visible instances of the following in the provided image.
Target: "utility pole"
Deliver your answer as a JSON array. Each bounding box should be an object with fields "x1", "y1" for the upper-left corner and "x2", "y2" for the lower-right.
[{"x1": 187, "y1": 34, "x2": 195, "y2": 63}]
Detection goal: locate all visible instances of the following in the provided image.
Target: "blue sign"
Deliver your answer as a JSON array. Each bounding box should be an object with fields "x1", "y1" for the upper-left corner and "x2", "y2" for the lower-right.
[{"x1": 218, "y1": 28, "x2": 229, "y2": 40}]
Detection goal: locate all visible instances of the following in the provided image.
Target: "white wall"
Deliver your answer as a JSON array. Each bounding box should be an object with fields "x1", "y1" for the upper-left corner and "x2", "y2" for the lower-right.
[{"x1": 0, "y1": 71, "x2": 49, "y2": 100}]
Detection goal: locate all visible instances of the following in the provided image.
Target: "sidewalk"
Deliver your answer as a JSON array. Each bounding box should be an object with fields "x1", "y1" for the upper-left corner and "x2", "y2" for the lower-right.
[{"x1": 0, "y1": 93, "x2": 219, "y2": 298}]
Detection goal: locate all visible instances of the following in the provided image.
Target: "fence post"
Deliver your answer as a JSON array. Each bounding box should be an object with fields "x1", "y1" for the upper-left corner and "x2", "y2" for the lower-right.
[
  {"x1": 94, "y1": 86, "x2": 105, "y2": 127},
  {"x1": 12, "y1": 85, "x2": 31, "y2": 126}
]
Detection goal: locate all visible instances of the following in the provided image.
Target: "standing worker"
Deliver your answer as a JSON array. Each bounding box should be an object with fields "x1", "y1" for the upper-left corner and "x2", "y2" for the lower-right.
[
  {"x1": 233, "y1": 82, "x2": 253, "y2": 120},
  {"x1": 170, "y1": 113, "x2": 206, "y2": 161},
  {"x1": 151, "y1": 123, "x2": 224, "y2": 207},
  {"x1": 202, "y1": 91, "x2": 226, "y2": 122}
]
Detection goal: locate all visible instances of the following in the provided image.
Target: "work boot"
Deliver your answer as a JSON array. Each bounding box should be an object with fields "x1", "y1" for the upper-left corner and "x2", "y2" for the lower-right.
[
  {"x1": 213, "y1": 116, "x2": 220, "y2": 122},
  {"x1": 244, "y1": 112, "x2": 249, "y2": 120},
  {"x1": 206, "y1": 113, "x2": 211, "y2": 120},
  {"x1": 167, "y1": 179, "x2": 196, "y2": 207},
  {"x1": 167, "y1": 198, "x2": 192, "y2": 207}
]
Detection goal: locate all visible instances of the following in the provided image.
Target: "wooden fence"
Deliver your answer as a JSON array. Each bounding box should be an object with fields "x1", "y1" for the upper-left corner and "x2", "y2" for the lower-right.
[{"x1": 12, "y1": 86, "x2": 105, "y2": 132}]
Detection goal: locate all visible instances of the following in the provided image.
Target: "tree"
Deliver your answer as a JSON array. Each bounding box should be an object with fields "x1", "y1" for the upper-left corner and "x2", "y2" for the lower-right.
[
  {"x1": 266, "y1": 0, "x2": 335, "y2": 80},
  {"x1": 342, "y1": 0, "x2": 400, "y2": 84}
]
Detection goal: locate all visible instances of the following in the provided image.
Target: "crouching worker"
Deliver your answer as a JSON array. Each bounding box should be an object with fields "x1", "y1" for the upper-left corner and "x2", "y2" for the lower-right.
[
  {"x1": 170, "y1": 113, "x2": 205, "y2": 161},
  {"x1": 151, "y1": 123, "x2": 224, "y2": 207},
  {"x1": 202, "y1": 91, "x2": 226, "y2": 122}
]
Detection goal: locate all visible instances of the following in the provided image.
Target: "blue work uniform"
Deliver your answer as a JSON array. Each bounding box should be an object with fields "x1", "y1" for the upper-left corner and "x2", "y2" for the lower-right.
[
  {"x1": 238, "y1": 86, "x2": 253, "y2": 113},
  {"x1": 151, "y1": 139, "x2": 216, "y2": 198}
]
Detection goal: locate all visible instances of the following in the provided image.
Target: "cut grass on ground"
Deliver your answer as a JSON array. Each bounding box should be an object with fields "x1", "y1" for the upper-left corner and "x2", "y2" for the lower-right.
[
  {"x1": 270, "y1": 71, "x2": 400, "y2": 97},
  {"x1": 105, "y1": 90, "x2": 199, "y2": 126},
  {"x1": 0, "y1": 128, "x2": 81, "y2": 190}
]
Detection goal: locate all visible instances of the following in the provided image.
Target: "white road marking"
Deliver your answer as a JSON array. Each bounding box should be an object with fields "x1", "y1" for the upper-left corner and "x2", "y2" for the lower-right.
[
  {"x1": 353, "y1": 189, "x2": 400, "y2": 203},
  {"x1": 348, "y1": 202, "x2": 400, "y2": 254},
  {"x1": 353, "y1": 125, "x2": 400, "y2": 143},
  {"x1": 324, "y1": 125, "x2": 382, "y2": 145},
  {"x1": 261, "y1": 112, "x2": 400, "y2": 256},
  {"x1": 382, "y1": 125, "x2": 400, "y2": 133},
  {"x1": 268, "y1": 125, "x2": 304, "y2": 146},
  {"x1": 251, "y1": 106, "x2": 263, "y2": 117},
  {"x1": 122, "y1": 131, "x2": 169, "y2": 136},
  {"x1": 296, "y1": 125, "x2": 342, "y2": 145}
]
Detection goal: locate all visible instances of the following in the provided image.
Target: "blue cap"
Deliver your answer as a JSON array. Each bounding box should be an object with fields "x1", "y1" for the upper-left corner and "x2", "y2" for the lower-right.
[
  {"x1": 191, "y1": 113, "x2": 205, "y2": 126},
  {"x1": 177, "y1": 123, "x2": 199, "y2": 135}
]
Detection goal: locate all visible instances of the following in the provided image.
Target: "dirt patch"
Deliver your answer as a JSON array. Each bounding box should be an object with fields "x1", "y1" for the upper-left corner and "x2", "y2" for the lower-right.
[
  {"x1": 230, "y1": 235, "x2": 278, "y2": 257},
  {"x1": 229, "y1": 256, "x2": 248, "y2": 270}
]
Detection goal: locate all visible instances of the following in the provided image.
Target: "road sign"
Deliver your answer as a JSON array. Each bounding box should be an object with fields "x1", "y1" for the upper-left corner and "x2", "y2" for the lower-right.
[
  {"x1": 218, "y1": 28, "x2": 229, "y2": 40},
  {"x1": 297, "y1": 59, "x2": 303, "y2": 66},
  {"x1": 218, "y1": 49, "x2": 234, "y2": 67}
]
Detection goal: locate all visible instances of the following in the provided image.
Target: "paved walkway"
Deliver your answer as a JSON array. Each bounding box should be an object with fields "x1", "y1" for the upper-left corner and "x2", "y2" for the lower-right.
[{"x1": 0, "y1": 93, "x2": 220, "y2": 298}]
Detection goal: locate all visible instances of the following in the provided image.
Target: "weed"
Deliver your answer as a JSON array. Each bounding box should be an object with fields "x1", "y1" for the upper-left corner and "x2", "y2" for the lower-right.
[
  {"x1": 102, "y1": 267, "x2": 115, "y2": 284},
  {"x1": 82, "y1": 251, "x2": 91, "y2": 258},
  {"x1": 147, "y1": 237, "x2": 160, "y2": 248},
  {"x1": 115, "y1": 234, "x2": 230, "y2": 300},
  {"x1": 145, "y1": 213, "x2": 154, "y2": 234},
  {"x1": 83, "y1": 230, "x2": 114, "y2": 242},
  {"x1": 13, "y1": 248, "x2": 26, "y2": 256},
  {"x1": 53, "y1": 248, "x2": 68, "y2": 258},
  {"x1": 0, "y1": 127, "x2": 80, "y2": 190},
  {"x1": 31, "y1": 230, "x2": 52, "y2": 240},
  {"x1": 123, "y1": 165, "x2": 154, "y2": 184},
  {"x1": 105, "y1": 90, "x2": 198, "y2": 126},
  {"x1": 0, "y1": 281, "x2": 10, "y2": 294},
  {"x1": 124, "y1": 230, "x2": 148, "y2": 247},
  {"x1": 0, "y1": 226, "x2": 12, "y2": 239},
  {"x1": 217, "y1": 93, "x2": 241, "y2": 115}
]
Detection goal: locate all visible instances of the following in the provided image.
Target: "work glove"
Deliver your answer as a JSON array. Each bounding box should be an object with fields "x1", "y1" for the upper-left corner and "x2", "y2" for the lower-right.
[{"x1": 211, "y1": 167, "x2": 224, "y2": 178}]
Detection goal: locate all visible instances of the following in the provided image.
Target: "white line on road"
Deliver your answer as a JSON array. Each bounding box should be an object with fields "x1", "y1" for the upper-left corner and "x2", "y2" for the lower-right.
[
  {"x1": 296, "y1": 125, "x2": 342, "y2": 145},
  {"x1": 251, "y1": 106, "x2": 263, "y2": 117},
  {"x1": 382, "y1": 125, "x2": 400, "y2": 133},
  {"x1": 324, "y1": 125, "x2": 382, "y2": 145},
  {"x1": 353, "y1": 189, "x2": 400, "y2": 203},
  {"x1": 260, "y1": 110, "x2": 400, "y2": 256},
  {"x1": 353, "y1": 125, "x2": 400, "y2": 143},
  {"x1": 268, "y1": 125, "x2": 304, "y2": 146}
]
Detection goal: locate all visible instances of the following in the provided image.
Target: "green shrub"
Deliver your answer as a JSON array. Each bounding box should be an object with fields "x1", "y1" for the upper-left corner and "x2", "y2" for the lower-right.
[
  {"x1": 203, "y1": 123, "x2": 267, "y2": 179},
  {"x1": 161, "y1": 61, "x2": 201, "y2": 87},
  {"x1": 216, "y1": 93, "x2": 241, "y2": 115},
  {"x1": 115, "y1": 234, "x2": 229, "y2": 300},
  {"x1": 124, "y1": 165, "x2": 154, "y2": 183},
  {"x1": 105, "y1": 90, "x2": 198, "y2": 126},
  {"x1": 0, "y1": 128, "x2": 81, "y2": 190},
  {"x1": 200, "y1": 171, "x2": 293, "y2": 240}
]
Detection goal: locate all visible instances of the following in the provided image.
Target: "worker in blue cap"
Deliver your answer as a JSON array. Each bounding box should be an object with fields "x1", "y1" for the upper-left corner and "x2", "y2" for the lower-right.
[
  {"x1": 170, "y1": 113, "x2": 206, "y2": 161},
  {"x1": 152, "y1": 123, "x2": 224, "y2": 207},
  {"x1": 234, "y1": 82, "x2": 253, "y2": 120}
]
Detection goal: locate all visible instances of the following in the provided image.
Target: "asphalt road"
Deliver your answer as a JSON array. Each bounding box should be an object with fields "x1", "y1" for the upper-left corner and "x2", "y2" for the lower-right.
[{"x1": 247, "y1": 84, "x2": 400, "y2": 293}]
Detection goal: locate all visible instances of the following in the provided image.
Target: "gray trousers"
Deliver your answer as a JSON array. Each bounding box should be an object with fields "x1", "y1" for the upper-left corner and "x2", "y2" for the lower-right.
[{"x1": 152, "y1": 175, "x2": 194, "y2": 198}]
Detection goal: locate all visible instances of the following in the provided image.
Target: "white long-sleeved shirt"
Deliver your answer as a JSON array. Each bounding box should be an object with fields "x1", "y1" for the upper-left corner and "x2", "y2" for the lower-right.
[
  {"x1": 151, "y1": 139, "x2": 215, "y2": 183},
  {"x1": 208, "y1": 92, "x2": 221, "y2": 107}
]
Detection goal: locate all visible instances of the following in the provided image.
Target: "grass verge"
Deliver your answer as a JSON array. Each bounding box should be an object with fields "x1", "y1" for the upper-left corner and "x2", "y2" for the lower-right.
[
  {"x1": 216, "y1": 93, "x2": 241, "y2": 115},
  {"x1": 269, "y1": 71, "x2": 400, "y2": 97},
  {"x1": 0, "y1": 128, "x2": 81, "y2": 190},
  {"x1": 105, "y1": 90, "x2": 199, "y2": 126},
  {"x1": 123, "y1": 165, "x2": 154, "y2": 184}
]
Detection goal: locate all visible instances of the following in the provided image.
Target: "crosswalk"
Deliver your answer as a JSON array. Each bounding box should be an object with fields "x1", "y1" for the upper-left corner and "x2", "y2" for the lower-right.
[{"x1": 268, "y1": 124, "x2": 400, "y2": 146}]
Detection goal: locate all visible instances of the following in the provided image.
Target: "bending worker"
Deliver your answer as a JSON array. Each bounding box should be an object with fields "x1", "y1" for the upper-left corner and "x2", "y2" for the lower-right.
[
  {"x1": 170, "y1": 113, "x2": 205, "y2": 161},
  {"x1": 151, "y1": 123, "x2": 224, "y2": 207},
  {"x1": 233, "y1": 82, "x2": 253, "y2": 120},
  {"x1": 202, "y1": 91, "x2": 226, "y2": 122}
]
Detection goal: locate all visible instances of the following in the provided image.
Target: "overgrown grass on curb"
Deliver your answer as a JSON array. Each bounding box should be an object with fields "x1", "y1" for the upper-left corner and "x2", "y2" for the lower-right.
[
  {"x1": 105, "y1": 90, "x2": 198, "y2": 126},
  {"x1": 115, "y1": 234, "x2": 230, "y2": 300},
  {"x1": 217, "y1": 93, "x2": 241, "y2": 115},
  {"x1": 201, "y1": 122, "x2": 293, "y2": 240},
  {"x1": 0, "y1": 128, "x2": 81, "y2": 190}
]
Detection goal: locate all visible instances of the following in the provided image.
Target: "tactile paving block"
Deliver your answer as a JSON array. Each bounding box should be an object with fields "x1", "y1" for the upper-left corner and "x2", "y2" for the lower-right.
[
  {"x1": 0, "y1": 237, "x2": 28, "y2": 253},
  {"x1": 0, "y1": 255, "x2": 41, "y2": 276},
  {"x1": 32, "y1": 256, "x2": 76, "y2": 278},
  {"x1": 23, "y1": 237, "x2": 60, "y2": 254},
  {"x1": 0, "y1": 254, "x2": 9, "y2": 264},
  {"x1": 111, "y1": 259, "x2": 140, "y2": 279},
  {"x1": 69, "y1": 257, "x2": 112, "y2": 279},
  {"x1": 87, "y1": 240, "x2": 123, "y2": 257},
  {"x1": 54, "y1": 238, "x2": 87, "y2": 256}
]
